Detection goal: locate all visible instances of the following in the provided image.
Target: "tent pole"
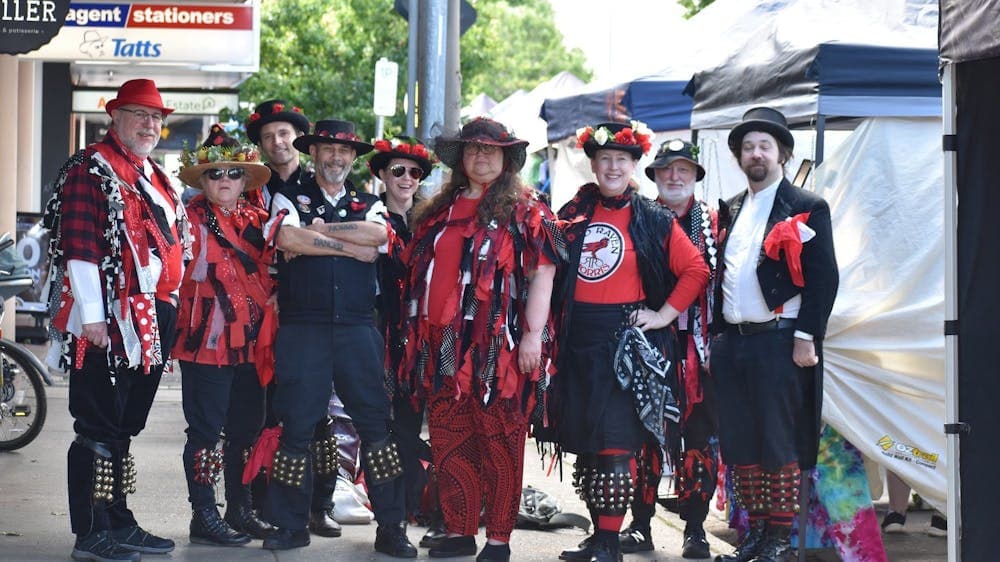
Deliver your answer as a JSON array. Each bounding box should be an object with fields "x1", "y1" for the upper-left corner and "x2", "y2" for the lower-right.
[
  {"x1": 941, "y1": 61, "x2": 961, "y2": 562},
  {"x1": 814, "y1": 114, "x2": 826, "y2": 167}
]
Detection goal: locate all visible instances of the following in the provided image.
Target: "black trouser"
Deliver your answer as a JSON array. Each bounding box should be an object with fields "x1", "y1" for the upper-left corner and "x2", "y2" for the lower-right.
[
  {"x1": 391, "y1": 394, "x2": 431, "y2": 518},
  {"x1": 67, "y1": 300, "x2": 176, "y2": 537},
  {"x1": 711, "y1": 326, "x2": 806, "y2": 469},
  {"x1": 179, "y1": 361, "x2": 265, "y2": 510},
  {"x1": 265, "y1": 322, "x2": 405, "y2": 530}
]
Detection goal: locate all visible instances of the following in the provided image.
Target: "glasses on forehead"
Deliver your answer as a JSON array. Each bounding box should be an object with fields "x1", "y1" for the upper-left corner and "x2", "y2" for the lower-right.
[
  {"x1": 389, "y1": 164, "x2": 423, "y2": 180},
  {"x1": 465, "y1": 142, "x2": 499, "y2": 156},
  {"x1": 118, "y1": 107, "x2": 165, "y2": 124},
  {"x1": 203, "y1": 168, "x2": 246, "y2": 181}
]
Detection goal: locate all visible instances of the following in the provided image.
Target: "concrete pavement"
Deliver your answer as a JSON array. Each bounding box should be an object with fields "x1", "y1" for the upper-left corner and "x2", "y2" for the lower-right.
[{"x1": 0, "y1": 359, "x2": 946, "y2": 561}]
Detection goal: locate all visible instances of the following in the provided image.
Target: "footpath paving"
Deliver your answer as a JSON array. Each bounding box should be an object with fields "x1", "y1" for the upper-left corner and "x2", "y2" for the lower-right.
[{"x1": 0, "y1": 355, "x2": 946, "y2": 561}]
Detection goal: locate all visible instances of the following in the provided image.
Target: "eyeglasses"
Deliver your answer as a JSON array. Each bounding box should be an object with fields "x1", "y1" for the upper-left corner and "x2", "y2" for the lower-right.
[
  {"x1": 465, "y1": 142, "x2": 499, "y2": 156},
  {"x1": 389, "y1": 164, "x2": 423, "y2": 180},
  {"x1": 117, "y1": 107, "x2": 165, "y2": 124},
  {"x1": 203, "y1": 168, "x2": 246, "y2": 181}
]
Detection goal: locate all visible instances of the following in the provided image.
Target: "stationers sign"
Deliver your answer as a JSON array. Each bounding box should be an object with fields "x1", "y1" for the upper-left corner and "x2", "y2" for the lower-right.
[{"x1": 0, "y1": 0, "x2": 70, "y2": 54}]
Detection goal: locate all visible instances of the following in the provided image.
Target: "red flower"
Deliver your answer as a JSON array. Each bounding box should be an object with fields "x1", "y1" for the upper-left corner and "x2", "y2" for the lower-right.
[
  {"x1": 412, "y1": 145, "x2": 429, "y2": 159},
  {"x1": 374, "y1": 139, "x2": 392, "y2": 152},
  {"x1": 350, "y1": 201, "x2": 366, "y2": 212},
  {"x1": 576, "y1": 128, "x2": 592, "y2": 148},
  {"x1": 397, "y1": 144, "x2": 412, "y2": 154},
  {"x1": 249, "y1": 112, "x2": 261, "y2": 122},
  {"x1": 273, "y1": 103, "x2": 284, "y2": 112},
  {"x1": 500, "y1": 131, "x2": 509, "y2": 140},
  {"x1": 213, "y1": 135, "x2": 223, "y2": 145},
  {"x1": 292, "y1": 106, "x2": 302, "y2": 113}
]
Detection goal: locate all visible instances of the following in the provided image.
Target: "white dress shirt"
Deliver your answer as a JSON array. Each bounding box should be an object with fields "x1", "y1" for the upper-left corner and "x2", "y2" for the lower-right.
[{"x1": 721, "y1": 179, "x2": 805, "y2": 333}]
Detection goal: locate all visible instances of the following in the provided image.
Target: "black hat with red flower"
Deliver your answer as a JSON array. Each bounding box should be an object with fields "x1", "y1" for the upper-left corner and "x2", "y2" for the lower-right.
[
  {"x1": 293, "y1": 119, "x2": 374, "y2": 156},
  {"x1": 245, "y1": 99, "x2": 310, "y2": 145},
  {"x1": 368, "y1": 135, "x2": 436, "y2": 180},
  {"x1": 577, "y1": 121, "x2": 655, "y2": 160},
  {"x1": 434, "y1": 117, "x2": 529, "y2": 172}
]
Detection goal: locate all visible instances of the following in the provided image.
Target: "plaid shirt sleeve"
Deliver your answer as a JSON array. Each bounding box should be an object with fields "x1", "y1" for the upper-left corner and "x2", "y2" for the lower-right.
[{"x1": 59, "y1": 158, "x2": 110, "y2": 264}]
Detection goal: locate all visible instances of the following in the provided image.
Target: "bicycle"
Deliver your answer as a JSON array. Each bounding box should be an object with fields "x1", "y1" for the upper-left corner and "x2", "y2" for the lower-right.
[{"x1": 0, "y1": 232, "x2": 51, "y2": 451}]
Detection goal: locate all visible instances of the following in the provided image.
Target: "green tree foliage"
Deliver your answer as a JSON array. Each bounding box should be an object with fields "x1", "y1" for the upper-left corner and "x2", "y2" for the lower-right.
[
  {"x1": 239, "y1": 0, "x2": 590, "y2": 141},
  {"x1": 677, "y1": 0, "x2": 714, "y2": 19}
]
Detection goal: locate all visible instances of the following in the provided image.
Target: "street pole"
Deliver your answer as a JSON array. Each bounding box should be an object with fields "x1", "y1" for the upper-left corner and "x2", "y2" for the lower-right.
[
  {"x1": 417, "y1": 0, "x2": 446, "y2": 144},
  {"x1": 406, "y1": 0, "x2": 418, "y2": 137},
  {"x1": 443, "y1": 0, "x2": 461, "y2": 136}
]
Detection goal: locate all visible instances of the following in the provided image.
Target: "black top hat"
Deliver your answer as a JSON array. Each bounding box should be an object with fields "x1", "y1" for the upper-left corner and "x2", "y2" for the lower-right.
[
  {"x1": 293, "y1": 119, "x2": 374, "y2": 156},
  {"x1": 245, "y1": 99, "x2": 311, "y2": 145},
  {"x1": 368, "y1": 135, "x2": 436, "y2": 180},
  {"x1": 645, "y1": 139, "x2": 705, "y2": 181},
  {"x1": 578, "y1": 121, "x2": 654, "y2": 160},
  {"x1": 434, "y1": 117, "x2": 529, "y2": 172},
  {"x1": 727, "y1": 107, "x2": 794, "y2": 152}
]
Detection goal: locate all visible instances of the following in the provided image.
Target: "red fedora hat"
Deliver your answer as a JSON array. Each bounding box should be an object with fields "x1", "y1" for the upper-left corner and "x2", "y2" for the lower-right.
[{"x1": 105, "y1": 79, "x2": 174, "y2": 116}]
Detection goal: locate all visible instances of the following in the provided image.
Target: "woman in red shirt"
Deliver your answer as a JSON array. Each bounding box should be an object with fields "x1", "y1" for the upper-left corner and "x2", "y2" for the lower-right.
[
  {"x1": 174, "y1": 126, "x2": 281, "y2": 547},
  {"x1": 398, "y1": 118, "x2": 557, "y2": 562},
  {"x1": 551, "y1": 122, "x2": 710, "y2": 562}
]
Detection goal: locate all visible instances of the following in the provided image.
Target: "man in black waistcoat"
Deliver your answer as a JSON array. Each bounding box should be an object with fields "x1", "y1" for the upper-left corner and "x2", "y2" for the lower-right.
[
  {"x1": 710, "y1": 108, "x2": 838, "y2": 562},
  {"x1": 262, "y1": 119, "x2": 417, "y2": 558},
  {"x1": 246, "y1": 99, "x2": 365, "y2": 540}
]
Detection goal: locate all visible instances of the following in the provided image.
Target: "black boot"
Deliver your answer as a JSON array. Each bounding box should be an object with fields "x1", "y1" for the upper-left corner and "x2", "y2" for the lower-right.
[
  {"x1": 715, "y1": 519, "x2": 767, "y2": 562},
  {"x1": 308, "y1": 507, "x2": 343, "y2": 537},
  {"x1": 419, "y1": 519, "x2": 448, "y2": 548},
  {"x1": 682, "y1": 522, "x2": 711, "y2": 559},
  {"x1": 428, "y1": 535, "x2": 477, "y2": 558},
  {"x1": 224, "y1": 503, "x2": 276, "y2": 539},
  {"x1": 559, "y1": 534, "x2": 595, "y2": 561},
  {"x1": 190, "y1": 506, "x2": 251, "y2": 547},
  {"x1": 374, "y1": 521, "x2": 418, "y2": 558},
  {"x1": 619, "y1": 525, "x2": 654, "y2": 553},
  {"x1": 749, "y1": 526, "x2": 793, "y2": 562},
  {"x1": 476, "y1": 542, "x2": 511, "y2": 562},
  {"x1": 589, "y1": 532, "x2": 622, "y2": 562}
]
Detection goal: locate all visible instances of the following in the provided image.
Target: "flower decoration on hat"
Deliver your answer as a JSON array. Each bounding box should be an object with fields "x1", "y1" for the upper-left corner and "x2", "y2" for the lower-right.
[
  {"x1": 576, "y1": 120, "x2": 654, "y2": 156},
  {"x1": 372, "y1": 136, "x2": 436, "y2": 162}
]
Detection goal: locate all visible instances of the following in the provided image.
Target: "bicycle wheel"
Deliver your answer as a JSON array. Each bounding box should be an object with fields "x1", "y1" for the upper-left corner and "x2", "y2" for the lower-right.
[{"x1": 0, "y1": 339, "x2": 47, "y2": 451}]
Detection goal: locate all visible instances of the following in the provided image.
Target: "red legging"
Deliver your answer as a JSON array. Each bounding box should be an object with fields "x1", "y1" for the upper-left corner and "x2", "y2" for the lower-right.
[{"x1": 427, "y1": 389, "x2": 528, "y2": 542}]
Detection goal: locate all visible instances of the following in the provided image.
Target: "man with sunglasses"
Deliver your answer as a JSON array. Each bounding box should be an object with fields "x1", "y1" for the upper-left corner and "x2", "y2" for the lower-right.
[
  {"x1": 44, "y1": 79, "x2": 192, "y2": 561},
  {"x1": 261, "y1": 120, "x2": 417, "y2": 558}
]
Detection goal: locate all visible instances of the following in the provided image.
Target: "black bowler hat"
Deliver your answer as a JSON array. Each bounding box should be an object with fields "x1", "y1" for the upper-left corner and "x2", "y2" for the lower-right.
[
  {"x1": 245, "y1": 99, "x2": 310, "y2": 145},
  {"x1": 293, "y1": 119, "x2": 374, "y2": 156},
  {"x1": 727, "y1": 107, "x2": 795, "y2": 153},
  {"x1": 645, "y1": 138, "x2": 705, "y2": 182}
]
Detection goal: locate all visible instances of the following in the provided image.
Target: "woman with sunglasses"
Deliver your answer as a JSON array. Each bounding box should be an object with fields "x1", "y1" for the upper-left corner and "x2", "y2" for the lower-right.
[
  {"x1": 174, "y1": 125, "x2": 281, "y2": 547},
  {"x1": 397, "y1": 118, "x2": 558, "y2": 562},
  {"x1": 368, "y1": 136, "x2": 442, "y2": 534}
]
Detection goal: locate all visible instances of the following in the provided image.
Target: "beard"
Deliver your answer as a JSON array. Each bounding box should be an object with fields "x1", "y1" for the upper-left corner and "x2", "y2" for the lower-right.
[
  {"x1": 743, "y1": 161, "x2": 770, "y2": 183},
  {"x1": 319, "y1": 161, "x2": 351, "y2": 185}
]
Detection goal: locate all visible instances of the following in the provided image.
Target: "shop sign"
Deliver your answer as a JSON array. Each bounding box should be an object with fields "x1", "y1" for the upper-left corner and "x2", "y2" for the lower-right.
[
  {"x1": 20, "y1": 1, "x2": 257, "y2": 67},
  {"x1": 0, "y1": 0, "x2": 71, "y2": 55},
  {"x1": 73, "y1": 89, "x2": 240, "y2": 115}
]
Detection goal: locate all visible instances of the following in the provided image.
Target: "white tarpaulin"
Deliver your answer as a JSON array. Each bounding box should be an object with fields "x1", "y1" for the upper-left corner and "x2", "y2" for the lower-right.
[{"x1": 815, "y1": 117, "x2": 945, "y2": 512}]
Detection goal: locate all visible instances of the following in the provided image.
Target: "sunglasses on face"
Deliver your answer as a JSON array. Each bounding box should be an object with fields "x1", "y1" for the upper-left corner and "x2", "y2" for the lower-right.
[
  {"x1": 389, "y1": 164, "x2": 423, "y2": 180},
  {"x1": 203, "y1": 168, "x2": 246, "y2": 181},
  {"x1": 465, "y1": 142, "x2": 499, "y2": 156}
]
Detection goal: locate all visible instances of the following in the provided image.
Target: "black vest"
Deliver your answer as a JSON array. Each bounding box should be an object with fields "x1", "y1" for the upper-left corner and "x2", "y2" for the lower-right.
[{"x1": 277, "y1": 177, "x2": 380, "y2": 324}]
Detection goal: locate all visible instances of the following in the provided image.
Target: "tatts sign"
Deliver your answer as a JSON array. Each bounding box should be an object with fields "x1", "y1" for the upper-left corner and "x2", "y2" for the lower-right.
[{"x1": 20, "y1": 1, "x2": 258, "y2": 67}]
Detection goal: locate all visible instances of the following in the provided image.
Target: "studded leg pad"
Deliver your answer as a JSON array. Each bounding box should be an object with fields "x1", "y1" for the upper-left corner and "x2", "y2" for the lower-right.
[
  {"x1": 362, "y1": 437, "x2": 404, "y2": 485},
  {"x1": 574, "y1": 453, "x2": 634, "y2": 517},
  {"x1": 193, "y1": 447, "x2": 225, "y2": 486},
  {"x1": 272, "y1": 447, "x2": 308, "y2": 489},
  {"x1": 767, "y1": 462, "x2": 801, "y2": 527},
  {"x1": 732, "y1": 464, "x2": 768, "y2": 517},
  {"x1": 75, "y1": 436, "x2": 116, "y2": 504},
  {"x1": 311, "y1": 433, "x2": 339, "y2": 477}
]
